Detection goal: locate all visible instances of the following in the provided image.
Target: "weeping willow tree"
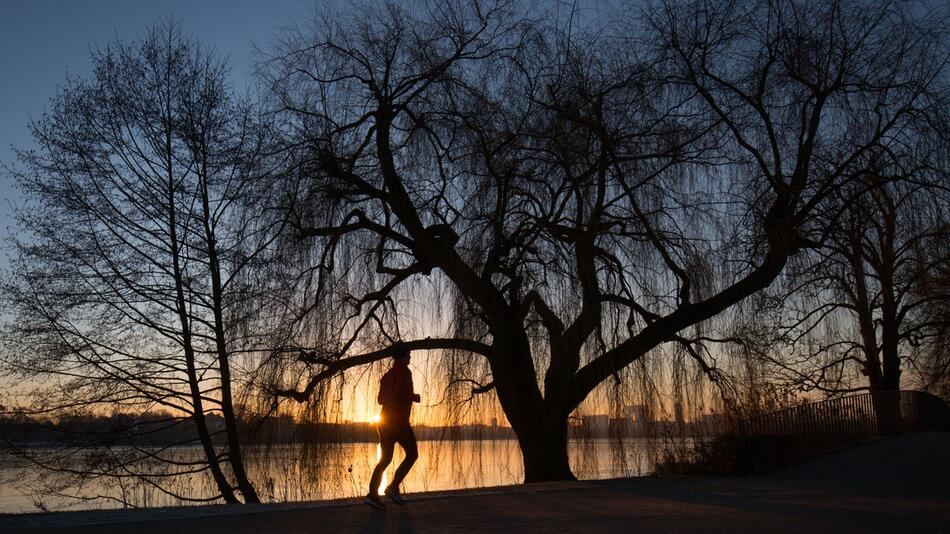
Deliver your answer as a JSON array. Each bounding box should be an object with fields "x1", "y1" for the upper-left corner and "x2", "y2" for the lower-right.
[{"x1": 251, "y1": 0, "x2": 950, "y2": 483}]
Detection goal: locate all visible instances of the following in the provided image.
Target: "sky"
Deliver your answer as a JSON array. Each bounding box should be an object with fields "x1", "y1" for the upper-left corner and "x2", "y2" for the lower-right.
[
  {"x1": 0, "y1": 0, "x2": 319, "y2": 414},
  {"x1": 0, "y1": 0, "x2": 621, "y2": 251},
  {"x1": 0, "y1": 0, "x2": 633, "y2": 424},
  {"x1": 0, "y1": 0, "x2": 435, "y2": 424},
  {"x1": 0, "y1": 0, "x2": 317, "y2": 260}
]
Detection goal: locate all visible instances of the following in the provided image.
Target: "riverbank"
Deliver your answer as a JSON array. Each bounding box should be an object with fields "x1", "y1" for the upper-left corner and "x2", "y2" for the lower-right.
[{"x1": 4, "y1": 433, "x2": 949, "y2": 533}]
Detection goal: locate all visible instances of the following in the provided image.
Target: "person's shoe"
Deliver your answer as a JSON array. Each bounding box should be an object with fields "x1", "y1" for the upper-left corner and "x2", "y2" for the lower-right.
[
  {"x1": 384, "y1": 486, "x2": 405, "y2": 505},
  {"x1": 364, "y1": 493, "x2": 385, "y2": 510}
]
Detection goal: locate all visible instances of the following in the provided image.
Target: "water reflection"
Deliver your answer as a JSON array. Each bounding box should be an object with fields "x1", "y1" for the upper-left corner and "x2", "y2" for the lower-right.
[
  {"x1": 375, "y1": 442, "x2": 388, "y2": 495},
  {"x1": 0, "y1": 439, "x2": 673, "y2": 513}
]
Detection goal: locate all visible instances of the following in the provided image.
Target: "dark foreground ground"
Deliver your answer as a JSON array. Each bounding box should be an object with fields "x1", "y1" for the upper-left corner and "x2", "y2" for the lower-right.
[{"x1": 3, "y1": 432, "x2": 949, "y2": 534}]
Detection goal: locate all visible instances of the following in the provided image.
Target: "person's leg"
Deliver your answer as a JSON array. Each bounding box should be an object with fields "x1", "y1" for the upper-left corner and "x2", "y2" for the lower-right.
[
  {"x1": 388, "y1": 426, "x2": 419, "y2": 489},
  {"x1": 368, "y1": 427, "x2": 396, "y2": 496}
]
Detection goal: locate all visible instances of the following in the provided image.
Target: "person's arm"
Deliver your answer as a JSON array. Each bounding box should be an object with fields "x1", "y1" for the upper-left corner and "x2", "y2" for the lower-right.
[
  {"x1": 393, "y1": 367, "x2": 418, "y2": 403},
  {"x1": 403, "y1": 368, "x2": 420, "y2": 403}
]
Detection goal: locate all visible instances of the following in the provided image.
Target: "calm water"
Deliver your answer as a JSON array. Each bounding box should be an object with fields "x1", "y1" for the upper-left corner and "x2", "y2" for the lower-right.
[{"x1": 0, "y1": 439, "x2": 674, "y2": 514}]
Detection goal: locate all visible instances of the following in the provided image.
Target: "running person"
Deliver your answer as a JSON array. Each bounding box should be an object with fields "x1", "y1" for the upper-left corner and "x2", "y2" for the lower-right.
[{"x1": 365, "y1": 345, "x2": 420, "y2": 509}]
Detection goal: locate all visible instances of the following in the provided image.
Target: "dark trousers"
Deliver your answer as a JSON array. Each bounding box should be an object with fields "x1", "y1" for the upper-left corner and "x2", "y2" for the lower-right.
[{"x1": 368, "y1": 422, "x2": 418, "y2": 494}]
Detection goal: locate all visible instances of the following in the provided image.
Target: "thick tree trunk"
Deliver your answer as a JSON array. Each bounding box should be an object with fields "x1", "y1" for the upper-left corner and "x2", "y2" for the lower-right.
[
  {"x1": 488, "y1": 327, "x2": 578, "y2": 483},
  {"x1": 871, "y1": 337, "x2": 902, "y2": 436},
  {"x1": 517, "y1": 411, "x2": 576, "y2": 482},
  {"x1": 868, "y1": 279, "x2": 902, "y2": 436},
  {"x1": 871, "y1": 389, "x2": 901, "y2": 436}
]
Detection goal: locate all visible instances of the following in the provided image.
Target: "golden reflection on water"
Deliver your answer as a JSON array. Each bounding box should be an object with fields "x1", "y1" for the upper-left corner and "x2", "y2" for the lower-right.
[
  {"x1": 1, "y1": 439, "x2": 667, "y2": 513},
  {"x1": 372, "y1": 413, "x2": 388, "y2": 494},
  {"x1": 375, "y1": 442, "x2": 389, "y2": 495}
]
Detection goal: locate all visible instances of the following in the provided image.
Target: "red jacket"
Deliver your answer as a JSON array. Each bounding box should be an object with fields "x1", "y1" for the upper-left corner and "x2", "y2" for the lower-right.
[{"x1": 377, "y1": 364, "x2": 417, "y2": 424}]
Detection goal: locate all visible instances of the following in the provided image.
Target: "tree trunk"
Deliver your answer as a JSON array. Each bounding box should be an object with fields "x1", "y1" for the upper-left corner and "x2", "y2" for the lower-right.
[
  {"x1": 517, "y1": 411, "x2": 577, "y2": 482},
  {"x1": 165, "y1": 126, "x2": 239, "y2": 504},
  {"x1": 871, "y1": 389, "x2": 901, "y2": 436},
  {"x1": 199, "y1": 174, "x2": 260, "y2": 503},
  {"x1": 169, "y1": 201, "x2": 238, "y2": 504},
  {"x1": 216, "y1": 344, "x2": 259, "y2": 502},
  {"x1": 488, "y1": 327, "x2": 578, "y2": 483}
]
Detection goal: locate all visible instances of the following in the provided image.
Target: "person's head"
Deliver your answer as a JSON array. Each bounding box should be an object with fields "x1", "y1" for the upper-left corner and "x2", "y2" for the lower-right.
[{"x1": 392, "y1": 344, "x2": 411, "y2": 366}]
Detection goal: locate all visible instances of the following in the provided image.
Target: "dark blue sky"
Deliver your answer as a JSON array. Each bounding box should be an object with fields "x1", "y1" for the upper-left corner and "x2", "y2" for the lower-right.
[
  {"x1": 0, "y1": 0, "x2": 615, "y2": 266},
  {"x1": 0, "y1": 0, "x2": 314, "y2": 257}
]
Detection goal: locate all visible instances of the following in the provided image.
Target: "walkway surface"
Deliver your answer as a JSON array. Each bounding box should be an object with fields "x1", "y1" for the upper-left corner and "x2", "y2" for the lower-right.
[{"x1": 3, "y1": 433, "x2": 949, "y2": 533}]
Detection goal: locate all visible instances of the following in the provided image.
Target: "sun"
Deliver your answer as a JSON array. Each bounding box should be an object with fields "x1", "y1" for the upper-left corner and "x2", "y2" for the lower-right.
[{"x1": 372, "y1": 414, "x2": 381, "y2": 424}]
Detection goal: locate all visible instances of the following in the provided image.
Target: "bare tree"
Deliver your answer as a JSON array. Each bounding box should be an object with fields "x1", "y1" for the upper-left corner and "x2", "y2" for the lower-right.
[
  {"x1": 1, "y1": 20, "x2": 273, "y2": 505},
  {"x1": 918, "y1": 245, "x2": 950, "y2": 398},
  {"x1": 756, "y1": 169, "x2": 950, "y2": 395},
  {"x1": 258, "y1": 0, "x2": 947, "y2": 482}
]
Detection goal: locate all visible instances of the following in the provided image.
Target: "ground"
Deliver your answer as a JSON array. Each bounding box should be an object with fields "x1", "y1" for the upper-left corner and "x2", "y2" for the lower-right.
[{"x1": 3, "y1": 433, "x2": 949, "y2": 533}]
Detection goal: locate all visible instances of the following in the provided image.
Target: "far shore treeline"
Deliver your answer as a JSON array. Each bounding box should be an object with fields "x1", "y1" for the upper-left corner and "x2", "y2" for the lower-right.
[
  {"x1": 0, "y1": 411, "x2": 723, "y2": 446},
  {"x1": 0, "y1": 411, "x2": 514, "y2": 445}
]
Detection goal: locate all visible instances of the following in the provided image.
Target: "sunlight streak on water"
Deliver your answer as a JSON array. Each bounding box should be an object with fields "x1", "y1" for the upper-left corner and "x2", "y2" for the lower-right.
[
  {"x1": 375, "y1": 442, "x2": 389, "y2": 495},
  {"x1": 1, "y1": 439, "x2": 670, "y2": 513}
]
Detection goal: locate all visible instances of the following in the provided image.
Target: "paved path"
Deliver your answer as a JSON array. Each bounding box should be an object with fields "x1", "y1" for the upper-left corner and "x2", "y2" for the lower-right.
[{"x1": 3, "y1": 433, "x2": 949, "y2": 533}]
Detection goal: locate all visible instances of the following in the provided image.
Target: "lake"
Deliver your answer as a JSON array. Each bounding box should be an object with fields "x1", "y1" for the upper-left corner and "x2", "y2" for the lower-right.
[{"x1": 0, "y1": 438, "x2": 678, "y2": 514}]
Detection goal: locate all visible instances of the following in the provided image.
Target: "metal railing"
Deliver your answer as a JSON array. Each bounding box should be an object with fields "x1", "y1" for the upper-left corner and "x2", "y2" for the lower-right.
[{"x1": 737, "y1": 390, "x2": 950, "y2": 471}]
